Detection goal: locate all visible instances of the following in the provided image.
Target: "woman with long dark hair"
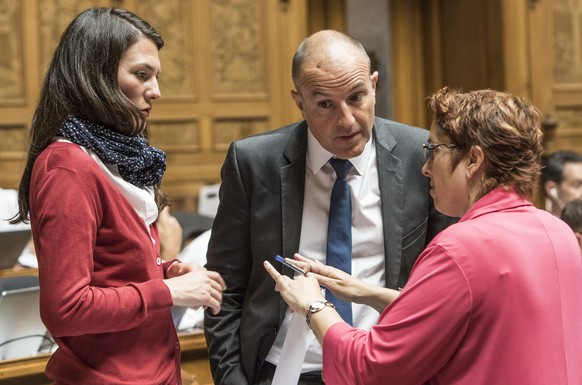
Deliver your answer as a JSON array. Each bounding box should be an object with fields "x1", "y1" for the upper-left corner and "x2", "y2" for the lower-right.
[{"x1": 12, "y1": 8, "x2": 225, "y2": 384}]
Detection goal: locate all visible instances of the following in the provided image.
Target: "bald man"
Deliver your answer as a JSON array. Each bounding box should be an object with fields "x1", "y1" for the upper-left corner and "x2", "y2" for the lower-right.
[{"x1": 204, "y1": 30, "x2": 455, "y2": 385}]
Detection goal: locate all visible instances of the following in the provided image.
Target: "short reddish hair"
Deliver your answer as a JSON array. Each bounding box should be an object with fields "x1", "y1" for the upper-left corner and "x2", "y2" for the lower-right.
[{"x1": 428, "y1": 87, "x2": 543, "y2": 199}]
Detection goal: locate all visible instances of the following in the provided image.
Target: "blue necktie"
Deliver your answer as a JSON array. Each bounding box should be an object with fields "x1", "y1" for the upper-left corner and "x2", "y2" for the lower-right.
[{"x1": 326, "y1": 158, "x2": 353, "y2": 325}]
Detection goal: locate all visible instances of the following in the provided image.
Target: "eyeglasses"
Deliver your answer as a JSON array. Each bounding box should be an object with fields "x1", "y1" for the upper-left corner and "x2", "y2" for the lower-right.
[{"x1": 422, "y1": 143, "x2": 457, "y2": 161}]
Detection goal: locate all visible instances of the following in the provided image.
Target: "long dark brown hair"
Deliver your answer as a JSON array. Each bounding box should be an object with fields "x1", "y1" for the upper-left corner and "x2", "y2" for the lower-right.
[{"x1": 12, "y1": 7, "x2": 166, "y2": 223}]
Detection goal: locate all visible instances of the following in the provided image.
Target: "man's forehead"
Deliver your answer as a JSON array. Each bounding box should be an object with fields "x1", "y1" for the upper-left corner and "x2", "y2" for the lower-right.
[
  {"x1": 298, "y1": 63, "x2": 370, "y2": 91},
  {"x1": 563, "y1": 162, "x2": 582, "y2": 180}
]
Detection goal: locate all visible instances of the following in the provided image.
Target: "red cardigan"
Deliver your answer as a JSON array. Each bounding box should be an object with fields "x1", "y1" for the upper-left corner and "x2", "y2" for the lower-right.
[{"x1": 30, "y1": 142, "x2": 181, "y2": 385}]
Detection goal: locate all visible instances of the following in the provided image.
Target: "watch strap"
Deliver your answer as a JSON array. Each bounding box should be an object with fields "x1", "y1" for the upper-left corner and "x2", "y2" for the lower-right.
[{"x1": 306, "y1": 300, "x2": 335, "y2": 327}]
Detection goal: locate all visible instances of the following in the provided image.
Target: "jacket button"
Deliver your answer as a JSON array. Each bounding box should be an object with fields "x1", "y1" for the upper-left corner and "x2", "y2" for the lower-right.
[{"x1": 156, "y1": 257, "x2": 162, "y2": 265}]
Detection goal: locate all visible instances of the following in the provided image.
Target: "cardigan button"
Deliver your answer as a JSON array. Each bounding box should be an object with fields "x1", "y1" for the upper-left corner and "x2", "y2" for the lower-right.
[{"x1": 156, "y1": 257, "x2": 162, "y2": 265}]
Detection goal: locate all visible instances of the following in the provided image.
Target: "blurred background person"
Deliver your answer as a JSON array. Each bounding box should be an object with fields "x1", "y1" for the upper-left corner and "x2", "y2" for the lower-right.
[
  {"x1": 265, "y1": 87, "x2": 582, "y2": 385},
  {"x1": 541, "y1": 150, "x2": 582, "y2": 216},
  {"x1": 560, "y1": 199, "x2": 582, "y2": 250},
  {"x1": 156, "y1": 206, "x2": 184, "y2": 261}
]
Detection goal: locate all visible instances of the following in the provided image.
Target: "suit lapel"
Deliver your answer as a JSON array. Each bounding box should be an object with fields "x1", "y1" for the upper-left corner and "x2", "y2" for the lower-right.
[
  {"x1": 374, "y1": 119, "x2": 405, "y2": 288},
  {"x1": 279, "y1": 121, "x2": 308, "y2": 321}
]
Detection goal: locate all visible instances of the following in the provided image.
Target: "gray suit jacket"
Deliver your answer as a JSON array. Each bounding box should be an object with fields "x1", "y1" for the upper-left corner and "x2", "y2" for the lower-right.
[{"x1": 204, "y1": 117, "x2": 455, "y2": 384}]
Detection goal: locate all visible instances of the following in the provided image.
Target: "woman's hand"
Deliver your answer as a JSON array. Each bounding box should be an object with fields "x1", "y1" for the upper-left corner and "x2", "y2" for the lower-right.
[
  {"x1": 291, "y1": 253, "x2": 400, "y2": 313},
  {"x1": 264, "y1": 259, "x2": 344, "y2": 344},
  {"x1": 263, "y1": 260, "x2": 325, "y2": 315},
  {"x1": 163, "y1": 262, "x2": 226, "y2": 314}
]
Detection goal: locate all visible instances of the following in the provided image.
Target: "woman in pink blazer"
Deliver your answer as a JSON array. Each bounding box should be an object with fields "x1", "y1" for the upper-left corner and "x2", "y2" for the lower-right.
[{"x1": 265, "y1": 87, "x2": 582, "y2": 385}]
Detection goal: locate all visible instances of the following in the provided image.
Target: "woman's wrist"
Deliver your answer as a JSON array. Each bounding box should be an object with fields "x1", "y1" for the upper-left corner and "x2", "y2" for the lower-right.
[
  {"x1": 305, "y1": 300, "x2": 335, "y2": 327},
  {"x1": 308, "y1": 304, "x2": 344, "y2": 344},
  {"x1": 358, "y1": 286, "x2": 400, "y2": 313}
]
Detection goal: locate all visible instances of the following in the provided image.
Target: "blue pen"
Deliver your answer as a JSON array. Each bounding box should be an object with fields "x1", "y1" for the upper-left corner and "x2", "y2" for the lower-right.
[{"x1": 275, "y1": 255, "x2": 307, "y2": 276}]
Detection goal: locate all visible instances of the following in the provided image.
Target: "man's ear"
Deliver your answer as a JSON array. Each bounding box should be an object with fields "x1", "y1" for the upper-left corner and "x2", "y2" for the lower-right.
[
  {"x1": 544, "y1": 181, "x2": 558, "y2": 198},
  {"x1": 370, "y1": 71, "x2": 379, "y2": 93},
  {"x1": 290, "y1": 90, "x2": 303, "y2": 111}
]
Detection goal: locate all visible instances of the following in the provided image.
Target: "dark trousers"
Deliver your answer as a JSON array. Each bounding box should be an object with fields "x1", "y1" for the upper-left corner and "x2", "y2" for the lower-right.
[{"x1": 254, "y1": 361, "x2": 325, "y2": 385}]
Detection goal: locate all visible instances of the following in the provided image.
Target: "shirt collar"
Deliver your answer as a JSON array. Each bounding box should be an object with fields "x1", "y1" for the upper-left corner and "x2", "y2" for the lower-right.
[{"x1": 306, "y1": 126, "x2": 373, "y2": 176}]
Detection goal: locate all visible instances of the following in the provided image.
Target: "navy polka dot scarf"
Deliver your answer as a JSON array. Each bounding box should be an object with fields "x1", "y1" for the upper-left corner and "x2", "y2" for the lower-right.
[{"x1": 58, "y1": 116, "x2": 166, "y2": 187}]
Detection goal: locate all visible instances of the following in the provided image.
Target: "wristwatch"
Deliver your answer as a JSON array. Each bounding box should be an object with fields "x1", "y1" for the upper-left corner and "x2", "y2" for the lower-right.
[{"x1": 305, "y1": 300, "x2": 335, "y2": 327}]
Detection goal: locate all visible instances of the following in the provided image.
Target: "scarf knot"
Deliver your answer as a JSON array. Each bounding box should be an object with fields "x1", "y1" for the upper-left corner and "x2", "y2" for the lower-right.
[{"x1": 58, "y1": 116, "x2": 166, "y2": 187}]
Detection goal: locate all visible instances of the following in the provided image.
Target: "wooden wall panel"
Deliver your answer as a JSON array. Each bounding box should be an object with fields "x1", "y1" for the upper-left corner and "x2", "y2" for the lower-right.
[
  {"x1": 0, "y1": 0, "x2": 25, "y2": 105},
  {"x1": 393, "y1": 0, "x2": 582, "y2": 161},
  {"x1": 131, "y1": 0, "x2": 306, "y2": 209},
  {"x1": 133, "y1": 0, "x2": 198, "y2": 101},
  {"x1": 550, "y1": 0, "x2": 582, "y2": 154},
  {"x1": 0, "y1": 125, "x2": 27, "y2": 188},
  {"x1": 390, "y1": 0, "x2": 425, "y2": 127},
  {"x1": 0, "y1": 0, "x2": 309, "y2": 212},
  {"x1": 38, "y1": 0, "x2": 103, "y2": 74},
  {"x1": 213, "y1": 117, "x2": 269, "y2": 152},
  {"x1": 0, "y1": 0, "x2": 33, "y2": 189},
  {"x1": 439, "y1": 0, "x2": 504, "y2": 92},
  {"x1": 210, "y1": 0, "x2": 268, "y2": 100},
  {"x1": 149, "y1": 120, "x2": 201, "y2": 152},
  {"x1": 307, "y1": 0, "x2": 345, "y2": 34}
]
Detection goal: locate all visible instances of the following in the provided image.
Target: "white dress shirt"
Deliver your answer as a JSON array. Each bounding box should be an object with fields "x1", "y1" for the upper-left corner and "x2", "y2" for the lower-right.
[{"x1": 266, "y1": 128, "x2": 385, "y2": 372}]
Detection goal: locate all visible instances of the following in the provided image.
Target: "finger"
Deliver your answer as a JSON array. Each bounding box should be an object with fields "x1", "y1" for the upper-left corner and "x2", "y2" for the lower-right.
[
  {"x1": 282, "y1": 257, "x2": 309, "y2": 273},
  {"x1": 167, "y1": 260, "x2": 181, "y2": 274},
  {"x1": 287, "y1": 258, "x2": 310, "y2": 272},
  {"x1": 265, "y1": 261, "x2": 289, "y2": 293},
  {"x1": 293, "y1": 253, "x2": 325, "y2": 273},
  {"x1": 309, "y1": 273, "x2": 335, "y2": 289},
  {"x1": 209, "y1": 278, "x2": 225, "y2": 294},
  {"x1": 208, "y1": 271, "x2": 227, "y2": 290},
  {"x1": 305, "y1": 261, "x2": 329, "y2": 276},
  {"x1": 264, "y1": 260, "x2": 282, "y2": 281},
  {"x1": 293, "y1": 253, "x2": 323, "y2": 264},
  {"x1": 203, "y1": 293, "x2": 222, "y2": 315},
  {"x1": 208, "y1": 298, "x2": 221, "y2": 315},
  {"x1": 208, "y1": 284, "x2": 224, "y2": 304},
  {"x1": 293, "y1": 253, "x2": 311, "y2": 262}
]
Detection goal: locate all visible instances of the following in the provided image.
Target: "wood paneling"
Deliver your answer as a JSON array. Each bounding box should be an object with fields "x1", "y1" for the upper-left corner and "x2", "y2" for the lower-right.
[
  {"x1": 549, "y1": 0, "x2": 582, "y2": 154},
  {"x1": 392, "y1": 0, "x2": 582, "y2": 160},
  {"x1": 390, "y1": 0, "x2": 426, "y2": 127},
  {"x1": 0, "y1": 0, "x2": 308, "y2": 212}
]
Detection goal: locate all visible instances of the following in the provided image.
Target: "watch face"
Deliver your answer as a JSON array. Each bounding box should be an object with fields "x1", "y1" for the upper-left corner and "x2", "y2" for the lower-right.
[{"x1": 310, "y1": 301, "x2": 326, "y2": 312}]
